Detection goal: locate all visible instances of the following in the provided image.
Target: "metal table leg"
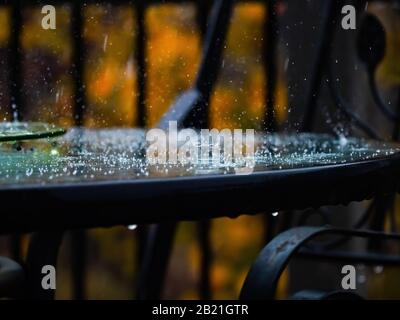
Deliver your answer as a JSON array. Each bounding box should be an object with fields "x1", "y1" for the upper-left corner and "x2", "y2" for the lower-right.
[
  {"x1": 137, "y1": 222, "x2": 177, "y2": 299},
  {"x1": 25, "y1": 231, "x2": 64, "y2": 300}
]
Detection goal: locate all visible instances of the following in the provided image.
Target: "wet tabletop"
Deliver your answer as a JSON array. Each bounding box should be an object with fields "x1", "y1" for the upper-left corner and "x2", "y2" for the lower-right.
[
  {"x1": 0, "y1": 128, "x2": 399, "y2": 189},
  {"x1": 0, "y1": 121, "x2": 66, "y2": 142}
]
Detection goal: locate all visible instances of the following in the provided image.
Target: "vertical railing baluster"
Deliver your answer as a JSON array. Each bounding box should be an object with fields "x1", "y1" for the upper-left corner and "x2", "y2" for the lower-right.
[
  {"x1": 135, "y1": 2, "x2": 147, "y2": 127},
  {"x1": 195, "y1": 0, "x2": 212, "y2": 300},
  {"x1": 8, "y1": 0, "x2": 23, "y2": 264},
  {"x1": 72, "y1": 2, "x2": 86, "y2": 126},
  {"x1": 197, "y1": 220, "x2": 211, "y2": 299},
  {"x1": 134, "y1": 1, "x2": 148, "y2": 298},
  {"x1": 196, "y1": 0, "x2": 210, "y2": 36},
  {"x1": 194, "y1": 0, "x2": 234, "y2": 124},
  {"x1": 70, "y1": 2, "x2": 87, "y2": 300},
  {"x1": 69, "y1": 230, "x2": 86, "y2": 300},
  {"x1": 301, "y1": 0, "x2": 338, "y2": 131},
  {"x1": 263, "y1": 0, "x2": 279, "y2": 244},
  {"x1": 10, "y1": 0, "x2": 22, "y2": 121},
  {"x1": 394, "y1": 89, "x2": 400, "y2": 140},
  {"x1": 263, "y1": 0, "x2": 277, "y2": 132}
]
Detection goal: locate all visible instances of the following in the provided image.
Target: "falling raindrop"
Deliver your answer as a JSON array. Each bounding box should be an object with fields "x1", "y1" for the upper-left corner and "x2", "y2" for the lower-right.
[
  {"x1": 339, "y1": 135, "x2": 348, "y2": 147},
  {"x1": 103, "y1": 34, "x2": 109, "y2": 52},
  {"x1": 284, "y1": 58, "x2": 289, "y2": 72},
  {"x1": 373, "y1": 265, "x2": 383, "y2": 274},
  {"x1": 357, "y1": 274, "x2": 366, "y2": 284},
  {"x1": 11, "y1": 103, "x2": 18, "y2": 122}
]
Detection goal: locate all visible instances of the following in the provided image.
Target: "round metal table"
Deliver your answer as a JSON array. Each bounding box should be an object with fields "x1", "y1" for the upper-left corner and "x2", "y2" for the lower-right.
[
  {"x1": 0, "y1": 128, "x2": 400, "y2": 234},
  {"x1": 1, "y1": 127, "x2": 400, "y2": 299}
]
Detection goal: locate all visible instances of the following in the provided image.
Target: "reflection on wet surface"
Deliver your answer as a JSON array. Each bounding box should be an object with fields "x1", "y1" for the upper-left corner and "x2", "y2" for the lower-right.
[
  {"x1": 0, "y1": 122, "x2": 66, "y2": 142},
  {"x1": 0, "y1": 128, "x2": 398, "y2": 187}
]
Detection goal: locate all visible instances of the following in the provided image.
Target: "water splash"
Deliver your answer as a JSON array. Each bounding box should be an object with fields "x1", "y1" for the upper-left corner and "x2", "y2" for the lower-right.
[{"x1": 0, "y1": 129, "x2": 398, "y2": 186}]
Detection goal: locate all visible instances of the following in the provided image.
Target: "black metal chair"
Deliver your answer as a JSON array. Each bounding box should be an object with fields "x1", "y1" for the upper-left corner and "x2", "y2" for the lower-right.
[
  {"x1": 240, "y1": 0, "x2": 400, "y2": 299},
  {"x1": 292, "y1": 1, "x2": 399, "y2": 240},
  {"x1": 239, "y1": 226, "x2": 400, "y2": 299},
  {"x1": 0, "y1": 256, "x2": 24, "y2": 299}
]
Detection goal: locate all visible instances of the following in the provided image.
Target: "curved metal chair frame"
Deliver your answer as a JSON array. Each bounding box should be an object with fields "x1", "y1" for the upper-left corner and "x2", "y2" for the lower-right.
[
  {"x1": 291, "y1": 290, "x2": 363, "y2": 300},
  {"x1": 240, "y1": 226, "x2": 400, "y2": 300},
  {"x1": 242, "y1": 0, "x2": 400, "y2": 300}
]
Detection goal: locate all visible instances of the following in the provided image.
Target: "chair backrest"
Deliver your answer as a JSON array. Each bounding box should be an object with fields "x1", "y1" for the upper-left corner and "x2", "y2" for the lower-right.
[
  {"x1": 159, "y1": 0, "x2": 234, "y2": 130},
  {"x1": 299, "y1": 0, "x2": 400, "y2": 141}
]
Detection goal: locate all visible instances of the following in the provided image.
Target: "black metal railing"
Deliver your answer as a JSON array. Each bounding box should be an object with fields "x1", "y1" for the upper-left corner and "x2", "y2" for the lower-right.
[{"x1": 4, "y1": 0, "x2": 278, "y2": 130}]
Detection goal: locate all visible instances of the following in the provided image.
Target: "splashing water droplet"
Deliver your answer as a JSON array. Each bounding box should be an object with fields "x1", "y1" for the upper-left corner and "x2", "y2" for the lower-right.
[
  {"x1": 373, "y1": 265, "x2": 383, "y2": 274},
  {"x1": 11, "y1": 103, "x2": 18, "y2": 121},
  {"x1": 357, "y1": 274, "x2": 366, "y2": 284},
  {"x1": 25, "y1": 168, "x2": 33, "y2": 177},
  {"x1": 103, "y1": 34, "x2": 109, "y2": 52}
]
